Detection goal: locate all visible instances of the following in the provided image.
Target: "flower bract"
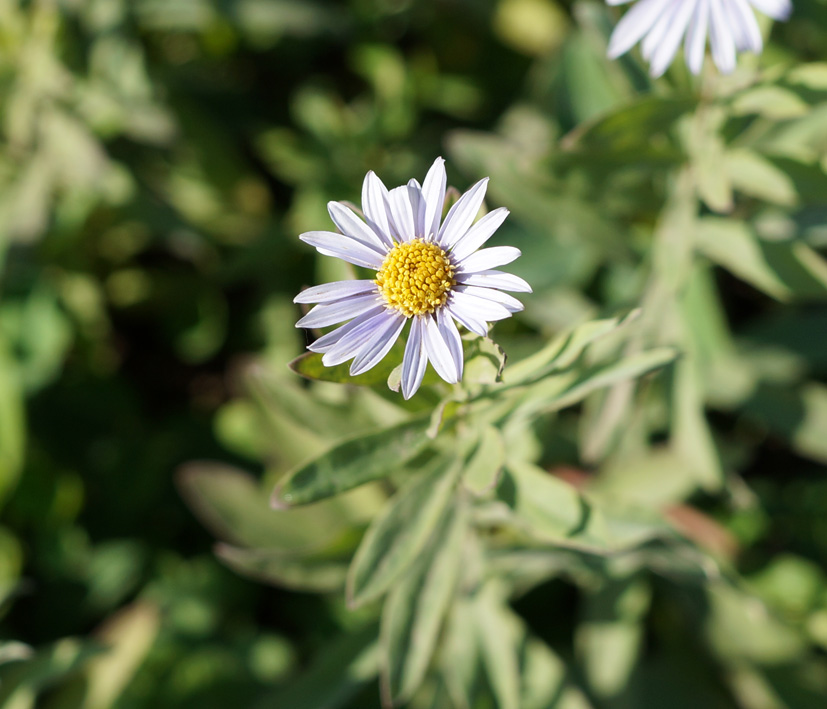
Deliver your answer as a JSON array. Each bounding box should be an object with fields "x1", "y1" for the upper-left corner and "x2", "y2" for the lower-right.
[
  {"x1": 606, "y1": 0, "x2": 792, "y2": 78},
  {"x1": 294, "y1": 158, "x2": 531, "y2": 399}
]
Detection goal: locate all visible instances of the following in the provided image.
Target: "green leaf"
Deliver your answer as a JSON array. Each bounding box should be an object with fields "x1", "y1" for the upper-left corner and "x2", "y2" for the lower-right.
[
  {"x1": 501, "y1": 461, "x2": 610, "y2": 551},
  {"x1": 462, "y1": 336, "x2": 507, "y2": 387},
  {"x1": 522, "y1": 637, "x2": 592, "y2": 709},
  {"x1": 254, "y1": 626, "x2": 378, "y2": 709},
  {"x1": 289, "y1": 342, "x2": 404, "y2": 386},
  {"x1": 577, "y1": 578, "x2": 651, "y2": 698},
  {"x1": 0, "y1": 643, "x2": 32, "y2": 667},
  {"x1": 786, "y1": 62, "x2": 827, "y2": 90},
  {"x1": 515, "y1": 347, "x2": 679, "y2": 417},
  {"x1": 440, "y1": 598, "x2": 479, "y2": 709},
  {"x1": 347, "y1": 457, "x2": 461, "y2": 608},
  {"x1": 742, "y1": 382, "x2": 827, "y2": 464},
  {"x1": 725, "y1": 148, "x2": 798, "y2": 207},
  {"x1": 381, "y1": 499, "x2": 467, "y2": 703},
  {"x1": 216, "y1": 544, "x2": 349, "y2": 593},
  {"x1": 695, "y1": 218, "x2": 827, "y2": 301},
  {"x1": 731, "y1": 85, "x2": 810, "y2": 120},
  {"x1": 706, "y1": 584, "x2": 807, "y2": 664},
  {"x1": 505, "y1": 310, "x2": 640, "y2": 386},
  {"x1": 0, "y1": 338, "x2": 24, "y2": 510},
  {"x1": 272, "y1": 416, "x2": 432, "y2": 508},
  {"x1": 686, "y1": 106, "x2": 732, "y2": 213},
  {"x1": 0, "y1": 639, "x2": 103, "y2": 707},
  {"x1": 178, "y1": 462, "x2": 380, "y2": 551},
  {"x1": 564, "y1": 96, "x2": 695, "y2": 152},
  {"x1": 462, "y1": 426, "x2": 506, "y2": 495},
  {"x1": 672, "y1": 357, "x2": 724, "y2": 492},
  {"x1": 474, "y1": 584, "x2": 522, "y2": 709},
  {"x1": 80, "y1": 603, "x2": 161, "y2": 709}
]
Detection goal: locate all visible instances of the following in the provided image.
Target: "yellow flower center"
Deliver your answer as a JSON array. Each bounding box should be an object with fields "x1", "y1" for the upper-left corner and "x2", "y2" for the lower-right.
[{"x1": 375, "y1": 239, "x2": 456, "y2": 317}]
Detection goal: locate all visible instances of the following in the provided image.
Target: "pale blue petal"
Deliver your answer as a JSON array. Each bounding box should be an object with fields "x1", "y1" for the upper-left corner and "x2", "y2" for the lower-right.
[
  {"x1": 328, "y1": 202, "x2": 389, "y2": 254},
  {"x1": 420, "y1": 157, "x2": 447, "y2": 241},
  {"x1": 450, "y1": 208, "x2": 510, "y2": 262},
  {"x1": 422, "y1": 313, "x2": 459, "y2": 384},
  {"x1": 350, "y1": 312, "x2": 406, "y2": 375},
  {"x1": 457, "y1": 246, "x2": 521, "y2": 274},
  {"x1": 300, "y1": 231, "x2": 385, "y2": 269},
  {"x1": 438, "y1": 178, "x2": 489, "y2": 249},
  {"x1": 456, "y1": 270, "x2": 532, "y2": 293},
  {"x1": 294, "y1": 280, "x2": 377, "y2": 304},
  {"x1": 401, "y1": 316, "x2": 427, "y2": 399},
  {"x1": 296, "y1": 293, "x2": 380, "y2": 329}
]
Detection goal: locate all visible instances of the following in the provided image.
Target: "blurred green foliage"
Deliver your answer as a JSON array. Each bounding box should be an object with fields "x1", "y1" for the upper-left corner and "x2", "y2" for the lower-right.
[{"x1": 0, "y1": 0, "x2": 826, "y2": 707}]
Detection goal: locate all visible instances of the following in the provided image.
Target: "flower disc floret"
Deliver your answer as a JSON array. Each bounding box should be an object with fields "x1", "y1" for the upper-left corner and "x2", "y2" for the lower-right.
[{"x1": 375, "y1": 239, "x2": 456, "y2": 317}]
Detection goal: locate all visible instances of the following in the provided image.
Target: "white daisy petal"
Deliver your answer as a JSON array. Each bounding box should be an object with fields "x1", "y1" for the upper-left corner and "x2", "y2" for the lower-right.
[
  {"x1": 328, "y1": 202, "x2": 388, "y2": 254},
  {"x1": 445, "y1": 297, "x2": 489, "y2": 338},
  {"x1": 608, "y1": 0, "x2": 791, "y2": 76},
  {"x1": 361, "y1": 171, "x2": 394, "y2": 248},
  {"x1": 450, "y1": 208, "x2": 510, "y2": 263},
  {"x1": 408, "y1": 179, "x2": 423, "y2": 237},
  {"x1": 294, "y1": 279, "x2": 378, "y2": 304},
  {"x1": 350, "y1": 312, "x2": 406, "y2": 376},
  {"x1": 420, "y1": 157, "x2": 447, "y2": 241},
  {"x1": 641, "y1": 0, "x2": 683, "y2": 62},
  {"x1": 322, "y1": 308, "x2": 394, "y2": 366},
  {"x1": 300, "y1": 231, "x2": 385, "y2": 269},
  {"x1": 685, "y1": 0, "x2": 711, "y2": 74},
  {"x1": 457, "y1": 246, "x2": 521, "y2": 274},
  {"x1": 308, "y1": 305, "x2": 386, "y2": 353},
  {"x1": 748, "y1": 0, "x2": 791, "y2": 21},
  {"x1": 296, "y1": 293, "x2": 381, "y2": 329},
  {"x1": 456, "y1": 270, "x2": 532, "y2": 293},
  {"x1": 422, "y1": 314, "x2": 459, "y2": 384},
  {"x1": 649, "y1": 0, "x2": 699, "y2": 77},
  {"x1": 708, "y1": 0, "x2": 737, "y2": 73},
  {"x1": 401, "y1": 316, "x2": 427, "y2": 399},
  {"x1": 454, "y1": 285, "x2": 525, "y2": 314},
  {"x1": 607, "y1": 0, "x2": 671, "y2": 59},
  {"x1": 438, "y1": 177, "x2": 489, "y2": 249},
  {"x1": 436, "y1": 307, "x2": 464, "y2": 383},
  {"x1": 727, "y1": 0, "x2": 763, "y2": 52},
  {"x1": 388, "y1": 185, "x2": 416, "y2": 243},
  {"x1": 450, "y1": 291, "x2": 512, "y2": 323}
]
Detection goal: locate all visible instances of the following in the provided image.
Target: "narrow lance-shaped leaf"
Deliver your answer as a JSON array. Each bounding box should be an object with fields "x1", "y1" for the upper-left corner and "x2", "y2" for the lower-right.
[
  {"x1": 381, "y1": 498, "x2": 468, "y2": 704},
  {"x1": 216, "y1": 544, "x2": 349, "y2": 593},
  {"x1": 289, "y1": 342, "x2": 405, "y2": 386},
  {"x1": 502, "y1": 461, "x2": 610, "y2": 552},
  {"x1": 272, "y1": 416, "x2": 432, "y2": 508},
  {"x1": 347, "y1": 456, "x2": 462, "y2": 608},
  {"x1": 462, "y1": 425, "x2": 505, "y2": 495},
  {"x1": 474, "y1": 583, "x2": 522, "y2": 709},
  {"x1": 577, "y1": 577, "x2": 651, "y2": 699},
  {"x1": 255, "y1": 625, "x2": 379, "y2": 709},
  {"x1": 439, "y1": 597, "x2": 479, "y2": 709},
  {"x1": 504, "y1": 310, "x2": 640, "y2": 386},
  {"x1": 514, "y1": 347, "x2": 679, "y2": 418}
]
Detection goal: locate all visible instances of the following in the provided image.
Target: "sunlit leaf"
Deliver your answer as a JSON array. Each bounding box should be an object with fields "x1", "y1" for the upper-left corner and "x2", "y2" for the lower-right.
[
  {"x1": 381, "y1": 499, "x2": 467, "y2": 702},
  {"x1": 271, "y1": 416, "x2": 432, "y2": 508},
  {"x1": 347, "y1": 456, "x2": 461, "y2": 608}
]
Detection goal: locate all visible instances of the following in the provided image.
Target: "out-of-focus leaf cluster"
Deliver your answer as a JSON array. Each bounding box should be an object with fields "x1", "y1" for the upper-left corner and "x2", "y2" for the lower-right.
[{"x1": 1, "y1": 0, "x2": 826, "y2": 707}]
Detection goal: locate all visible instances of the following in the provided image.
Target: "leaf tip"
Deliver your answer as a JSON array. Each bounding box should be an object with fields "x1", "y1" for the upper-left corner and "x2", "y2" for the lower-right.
[{"x1": 269, "y1": 485, "x2": 291, "y2": 510}]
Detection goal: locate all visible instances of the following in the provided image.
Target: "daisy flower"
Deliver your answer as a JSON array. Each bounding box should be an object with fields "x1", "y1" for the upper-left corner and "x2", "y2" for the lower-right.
[
  {"x1": 294, "y1": 158, "x2": 531, "y2": 399},
  {"x1": 606, "y1": 0, "x2": 792, "y2": 78}
]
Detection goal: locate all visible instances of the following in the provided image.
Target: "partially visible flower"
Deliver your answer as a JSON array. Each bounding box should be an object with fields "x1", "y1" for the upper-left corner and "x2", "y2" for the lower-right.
[
  {"x1": 294, "y1": 158, "x2": 531, "y2": 399},
  {"x1": 606, "y1": 0, "x2": 792, "y2": 78}
]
